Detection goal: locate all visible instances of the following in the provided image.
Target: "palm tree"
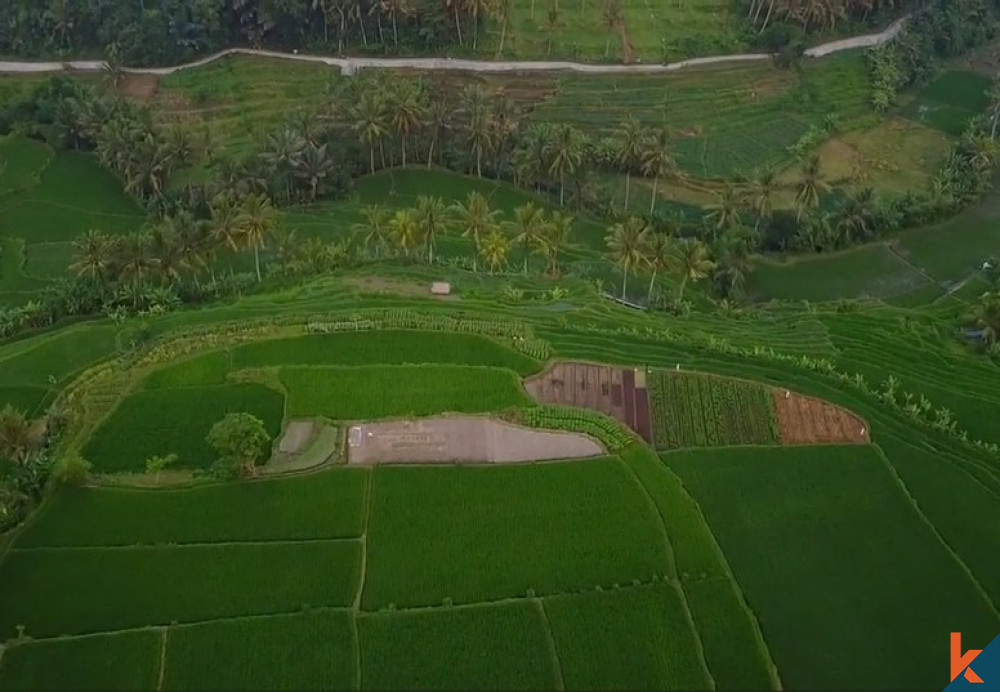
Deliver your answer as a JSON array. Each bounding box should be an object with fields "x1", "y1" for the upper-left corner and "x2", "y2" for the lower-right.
[
  {"x1": 545, "y1": 124, "x2": 585, "y2": 207},
  {"x1": 795, "y1": 154, "x2": 828, "y2": 220},
  {"x1": 542, "y1": 5, "x2": 564, "y2": 57},
  {"x1": 748, "y1": 167, "x2": 776, "y2": 229},
  {"x1": 605, "y1": 216, "x2": 649, "y2": 299},
  {"x1": 294, "y1": 143, "x2": 334, "y2": 202},
  {"x1": 451, "y1": 191, "x2": 499, "y2": 271},
  {"x1": 351, "y1": 91, "x2": 387, "y2": 175},
  {"x1": 209, "y1": 192, "x2": 243, "y2": 262},
  {"x1": 117, "y1": 232, "x2": 158, "y2": 300},
  {"x1": 262, "y1": 127, "x2": 305, "y2": 202},
  {"x1": 643, "y1": 231, "x2": 674, "y2": 304},
  {"x1": 479, "y1": 228, "x2": 511, "y2": 274},
  {"x1": 459, "y1": 85, "x2": 493, "y2": 177},
  {"x1": 492, "y1": 0, "x2": 512, "y2": 56},
  {"x1": 239, "y1": 193, "x2": 279, "y2": 282},
  {"x1": 600, "y1": 0, "x2": 623, "y2": 57},
  {"x1": 390, "y1": 80, "x2": 427, "y2": 168},
  {"x1": 70, "y1": 229, "x2": 117, "y2": 284},
  {"x1": 425, "y1": 99, "x2": 452, "y2": 169},
  {"x1": 149, "y1": 222, "x2": 186, "y2": 285},
  {"x1": 969, "y1": 292, "x2": 1000, "y2": 345},
  {"x1": 641, "y1": 127, "x2": 675, "y2": 215},
  {"x1": 536, "y1": 211, "x2": 573, "y2": 276},
  {"x1": 507, "y1": 202, "x2": 547, "y2": 275},
  {"x1": 464, "y1": 0, "x2": 491, "y2": 49},
  {"x1": 613, "y1": 116, "x2": 644, "y2": 212},
  {"x1": 444, "y1": 0, "x2": 464, "y2": 45},
  {"x1": 414, "y1": 195, "x2": 448, "y2": 263},
  {"x1": 674, "y1": 238, "x2": 715, "y2": 302},
  {"x1": 706, "y1": 183, "x2": 741, "y2": 233},
  {"x1": 353, "y1": 204, "x2": 392, "y2": 258},
  {"x1": 389, "y1": 208, "x2": 421, "y2": 257}
]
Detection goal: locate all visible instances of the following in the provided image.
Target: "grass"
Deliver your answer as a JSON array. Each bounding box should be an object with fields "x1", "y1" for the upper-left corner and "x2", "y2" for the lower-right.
[
  {"x1": 746, "y1": 244, "x2": 932, "y2": 302},
  {"x1": 0, "y1": 540, "x2": 361, "y2": 638},
  {"x1": 162, "y1": 610, "x2": 357, "y2": 691},
  {"x1": 0, "y1": 385, "x2": 49, "y2": 416},
  {"x1": 0, "y1": 136, "x2": 53, "y2": 194},
  {"x1": 900, "y1": 70, "x2": 991, "y2": 136},
  {"x1": 647, "y1": 370, "x2": 779, "y2": 448},
  {"x1": 359, "y1": 601, "x2": 560, "y2": 690},
  {"x1": 666, "y1": 444, "x2": 1000, "y2": 690},
  {"x1": 17, "y1": 467, "x2": 367, "y2": 547},
  {"x1": 0, "y1": 630, "x2": 161, "y2": 691},
  {"x1": 0, "y1": 324, "x2": 118, "y2": 388},
  {"x1": 362, "y1": 458, "x2": 672, "y2": 609},
  {"x1": 542, "y1": 582, "x2": 711, "y2": 690},
  {"x1": 280, "y1": 364, "x2": 530, "y2": 420},
  {"x1": 82, "y1": 383, "x2": 285, "y2": 472}
]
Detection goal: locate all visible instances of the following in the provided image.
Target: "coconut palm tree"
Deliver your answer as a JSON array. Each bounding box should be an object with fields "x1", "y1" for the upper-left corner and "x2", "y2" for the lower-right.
[
  {"x1": 545, "y1": 124, "x2": 585, "y2": 207},
  {"x1": 351, "y1": 91, "x2": 387, "y2": 175},
  {"x1": 542, "y1": 5, "x2": 564, "y2": 57},
  {"x1": 479, "y1": 228, "x2": 511, "y2": 274},
  {"x1": 748, "y1": 167, "x2": 776, "y2": 229},
  {"x1": 674, "y1": 238, "x2": 715, "y2": 302},
  {"x1": 70, "y1": 230, "x2": 117, "y2": 284},
  {"x1": 239, "y1": 193, "x2": 279, "y2": 282},
  {"x1": 600, "y1": 0, "x2": 623, "y2": 57},
  {"x1": 459, "y1": 84, "x2": 493, "y2": 177},
  {"x1": 507, "y1": 202, "x2": 547, "y2": 275},
  {"x1": 389, "y1": 208, "x2": 421, "y2": 257},
  {"x1": 450, "y1": 191, "x2": 499, "y2": 271},
  {"x1": 535, "y1": 211, "x2": 573, "y2": 276},
  {"x1": 969, "y1": 292, "x2": 1000, "y2": 345},
  {"x1": 492, "y1": 0, "x2": 512, "y2": 56},
  {"x1": 117, "y1": 232, "x2": 158, "y2": 301},
  {"x1": 353, "y1": 204, "x2": 392, "y2": 258},
  {"x1": 414, "y1": 195, "x2": 448, "y2": 263},
  {"x1": 641, "y1": 127, "x2": 675, "y2": 215},
  {"x1": 605, "y1": 216, "x2": 649, "y2": 299},
  {"x1": 444, "y1": 0, "x2": 464, "y2": 44},
  {"x1": 464, "y1": 0, "x2": 491, "y2": 49},
  {"x1": 149, "y1": 222, "x2": 186, "y2": 285},
  {"x1": 706, "y1": 183, "x2": 742, "y2": 233},
  {"x1": 795, "y1": 154, "x2": 828, "y2": 220},
  {"x1": 643, "y1": 231, "x2": 674, "y2": 304},
  {"x1": 613, "y1": 115, "x2": 644, "y2": 212},
  {"x1": 293, "y1": 143, "x2": 334, "y2": 202},
  {"x1": 425, "y1": 99, "x2": 452, "y2": 169},
  {"x1": 390, "y1": 80, "x2": 427, "y2": 168}
]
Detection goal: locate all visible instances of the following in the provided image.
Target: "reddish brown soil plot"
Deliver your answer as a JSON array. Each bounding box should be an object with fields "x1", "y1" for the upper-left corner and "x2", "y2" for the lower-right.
[
  {"x1": 524, "y1": 362, "x2": 653, "y2": 443},
  {"x1": 773, "y1": 390, "x2": 870, "y2": 445}
]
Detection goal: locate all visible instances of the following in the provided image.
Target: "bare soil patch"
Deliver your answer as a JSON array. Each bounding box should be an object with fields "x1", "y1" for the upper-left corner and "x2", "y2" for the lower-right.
[
  {"x1": 524, "y1": 361, "x2": 653, "y2": 442},
  {"x1": 346, "y1": 415, "x2": 603, "y2": 464},
  {"x1": 773, "y1": 390, "x2": 869, "y2": 445},
  {"x1": 278, "y1": 420, "x2": 316, "y2": 454},
  {"x1": 342, "y1": 275, "x2": 459, "y2": 300},
  {"x1": 116, "y1": 73, "x2": 159, "y2": 99}
]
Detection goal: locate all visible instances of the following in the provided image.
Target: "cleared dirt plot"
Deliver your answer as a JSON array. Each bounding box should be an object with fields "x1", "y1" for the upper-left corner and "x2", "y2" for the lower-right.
[
  {"x1": 0, "y1": 541, "x2": 361, "y2": 638},
  {"x1": 524, "y1": 362, "x2": 652, "y2": 442},
  {"x1": 666, "y1": 445, "x2": 1000, "y2": 690},
  {"x1": 266, "y1": 423, "x2": 341, "y2": 474},
  {"x1": 277, "y1": 420, "x2": 315, "y2": 454},
  {"x1": 347, "y1": 415, "x2": 603, "y2": 465},
  {"x1": 362, "y1": 458, "x2": 671, "y2": 610},
  {"x1": 162, "y1": 611, "x2": 357, "y2": 692},
  {"x1": 359, "y1": 601, "x2": 560, "y2": 691},
  {"x1": 0, "y1": 629, "x2": 161, "y2": 692},
  {"x1": 16, "y1": 468, "x2": 367, "y2": 547},
  {"x1": 773, "y1": 390, "x2": 870, "y2": 445},
  {"x1": 542, "y1": 583, "x2": 711, "y2": 690}
]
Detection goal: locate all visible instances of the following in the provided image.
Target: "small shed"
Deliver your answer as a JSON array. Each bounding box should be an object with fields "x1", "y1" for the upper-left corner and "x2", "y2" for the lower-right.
[{"x1": 430, "y1": 282, "x2": 451, "y2": 295}]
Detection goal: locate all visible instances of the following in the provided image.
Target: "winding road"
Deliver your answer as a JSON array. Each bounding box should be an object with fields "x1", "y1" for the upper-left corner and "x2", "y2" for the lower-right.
[{"x1": 0, "y1": 17, "x2": 906, "y2": 77}]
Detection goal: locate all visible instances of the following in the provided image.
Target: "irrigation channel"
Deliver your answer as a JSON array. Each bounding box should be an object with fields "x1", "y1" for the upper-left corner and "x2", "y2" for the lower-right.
[{"x1": 0, "y1": 17, "x2": 906, "y2": 77}]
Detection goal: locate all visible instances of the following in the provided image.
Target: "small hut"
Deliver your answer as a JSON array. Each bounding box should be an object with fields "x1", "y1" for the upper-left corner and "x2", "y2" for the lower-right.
[{"x1": 430, "y1": 282, "x2": 451, "y2": 296}]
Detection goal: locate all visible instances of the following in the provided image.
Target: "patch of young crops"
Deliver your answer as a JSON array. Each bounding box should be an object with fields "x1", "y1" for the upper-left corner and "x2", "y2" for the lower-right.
[
  {"x1": 142, "y1": 350, "x2": 232, "y2": 389},
  {"x1": 281, "y1": 365, "x2": 529, "y2": 420},
  {"x1": 229, "y1": 330, "x2": 541, "y2": 375},
  {"x1": 359, "y1": 601, "x2": 559, "y2": 690},
  {"x1": 0, "y1": 324, "x2": 118, "y2": 388},
  {"x1": 683, "y1": 578, "x2": 778, "y2": 691},
  {"x1": 542, "y1": 583, "x2": 710, "y2": 690},
  {"x1": 0, "y1": 540, "x2": 360, "y2": 638},
  {"x1": 362, "y1": 458, "x2": 671, "y2": 609},
  {"x1": 162, "y1": 611, "x2": 356, "y2": 691},
  {"x1": 0, "y1": 630, "x2": 161, "y2": 692},
  {"x1": 647, "y1": 371, "x2": 778, "y2": 449},
  {"x1": 0, "y1": 385, "x2": 49, "y2": 416},
  {"x1": 17, "y1": 468, "x2": 367, "y2": 547},
  {"x1": 666, "y1": 445, "x2": 1000, "y2": 690},
  {"x1": 520, "y1": 405, "x2": 634, "y2": 451},
  {"x1": 82, "y1": 383, "x2": 284, "y2": 473}
]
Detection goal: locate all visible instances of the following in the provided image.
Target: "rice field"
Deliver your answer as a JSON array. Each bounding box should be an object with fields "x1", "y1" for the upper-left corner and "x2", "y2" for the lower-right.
[{"x1": 900, "y1": 70, "x2": 992, "y2": 136}]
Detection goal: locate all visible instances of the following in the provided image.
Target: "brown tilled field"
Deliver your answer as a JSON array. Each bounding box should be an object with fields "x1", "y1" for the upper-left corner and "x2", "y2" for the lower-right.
[
  {"x1": 773, "y1": 390, "x2": 870, "y2": 445},
  {"x1": 524, "y1": 362, "x2": 653, "y2": 443}
]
